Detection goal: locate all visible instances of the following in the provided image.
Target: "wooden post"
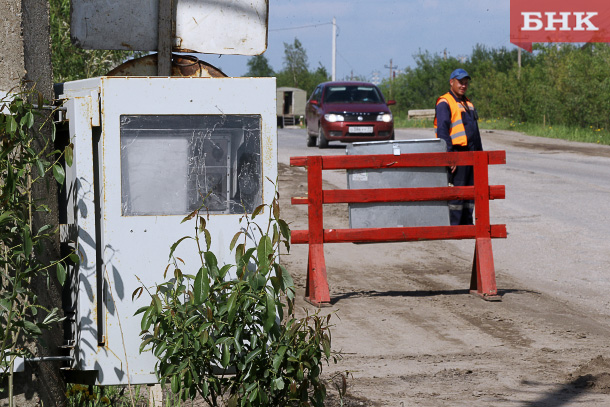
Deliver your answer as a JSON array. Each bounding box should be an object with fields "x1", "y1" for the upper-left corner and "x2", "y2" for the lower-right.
[{"x1": 157, "y1": 0, "x2": 173, "y2": 76}]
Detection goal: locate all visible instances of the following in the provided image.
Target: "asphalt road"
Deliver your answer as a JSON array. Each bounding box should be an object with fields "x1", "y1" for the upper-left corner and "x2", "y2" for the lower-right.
[{"x1": 278, "y1": 126, "x2": 610, "y2": 323}]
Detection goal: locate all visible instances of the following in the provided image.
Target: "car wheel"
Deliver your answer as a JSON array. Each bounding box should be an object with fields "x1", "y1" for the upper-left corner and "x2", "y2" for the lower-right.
[
  {"x1": 307, "y1": 134, "x2": 316, "y2": 147},
  {"x1": 318, "y1": 126, "x2": 328, "y2": 149}
]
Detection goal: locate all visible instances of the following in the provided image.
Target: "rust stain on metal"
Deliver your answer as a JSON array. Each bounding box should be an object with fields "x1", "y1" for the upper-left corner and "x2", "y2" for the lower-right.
[
  {"x1": 263, "y1": 132, "x2": 274, "y2": 168},
  {"x1": 106, "y1": 54, "x2": 228, "y2": 78}
]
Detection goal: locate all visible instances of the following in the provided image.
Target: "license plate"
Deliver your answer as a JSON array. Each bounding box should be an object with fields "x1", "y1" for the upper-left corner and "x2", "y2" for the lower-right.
[{"x1": 348, "y1": 126, "x2": 374, "y2": 134}]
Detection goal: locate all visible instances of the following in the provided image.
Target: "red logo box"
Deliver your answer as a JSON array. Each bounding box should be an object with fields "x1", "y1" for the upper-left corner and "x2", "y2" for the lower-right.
[{"x1": 510, "y1": 0, "x2": 610, "y2": 51}]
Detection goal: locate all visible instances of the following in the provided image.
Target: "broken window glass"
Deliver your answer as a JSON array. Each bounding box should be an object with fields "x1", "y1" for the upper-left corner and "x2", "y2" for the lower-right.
[{"x1": 120, "y1": 114, "x2": 262, "y2": 216}]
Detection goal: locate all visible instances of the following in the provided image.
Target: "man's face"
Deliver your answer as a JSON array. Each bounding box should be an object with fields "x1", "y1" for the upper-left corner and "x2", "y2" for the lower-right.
[{"x1": 450, "y1": 77, "x2": 469, "y2": 97}]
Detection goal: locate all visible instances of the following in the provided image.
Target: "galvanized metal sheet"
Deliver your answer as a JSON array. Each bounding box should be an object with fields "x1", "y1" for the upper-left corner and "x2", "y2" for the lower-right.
[
  {"x1": 346, "y1": 139, "x2": 451, "y2": 228},
  {"x1": 71, "y1": 0, "x2": 268, "y2": 55}
]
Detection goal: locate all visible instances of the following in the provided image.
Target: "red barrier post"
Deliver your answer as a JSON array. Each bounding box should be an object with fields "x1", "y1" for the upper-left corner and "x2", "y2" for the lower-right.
[
  {"x1": 470, "y1": 151, "x2": 500, "y2": 300},
  {"x1": 305, "y1": 156, "x2": 331, "y2": 305}
]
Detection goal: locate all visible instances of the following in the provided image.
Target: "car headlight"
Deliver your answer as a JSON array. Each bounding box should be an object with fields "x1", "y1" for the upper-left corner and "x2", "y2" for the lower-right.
[
  {"x1": 376, "y1": 113, "x2": 392, "y2": 123},
  {"x1": 324, "y1": 113, "x2": 345, "y2": 122}
]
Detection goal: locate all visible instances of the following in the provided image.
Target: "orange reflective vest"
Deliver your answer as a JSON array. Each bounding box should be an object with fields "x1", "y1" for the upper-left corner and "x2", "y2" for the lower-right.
[{"x1": 434, "y1": 92, "x2": 474, "y2": 147}]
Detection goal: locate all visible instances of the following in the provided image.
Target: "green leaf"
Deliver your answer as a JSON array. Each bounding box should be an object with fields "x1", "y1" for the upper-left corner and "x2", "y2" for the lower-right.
[
  {"x1": 153, "y1": 341, "x2": 167, "y2": 357},
  {"x1": 322, "y1": 337, "x2": 331, "y2": 358},
  {"x1": 203, "y1": 229, "x2": 211, "y2": 251},
  {"x1": 257, "y1": 236, "x2": 273, "y2": 272},
  {"x1": 24, "y1": 111, "x2": 34, "y2": 128},
  {"x1": 56, "y1": 262, "x2": 66, "y2": 286},
  {"x1": 219, "y1": 264, "x2": 232, "y2": 280},
  {"x1": 171, "y1": 374, "x2": 180, "y2": 394},
  {"x1": 7, "y1": 115, "x2": 17, "y2": 133},
  {"x1": 263, "y1": 291, "x2": 276, "y2": 331},
  {"x1": 52, "y1": 164, "x2": 65, "y2": 185},
  {"x1": 37, "y1": 224, "x2": 52, "y2": 234},
  {"x1": 279, "y1": 264, "x2": 295, "y2": 300},
  {"x1": 230, "y1": 231, "x2": 242, "y2": 251},
  {"x1": 193, "y1": 267, "x2": 209, "y2": 304},
  {"x1": 245, "y1": 348, "x2": 262, "y2": 365},
  {"x1": 0, "y1": 211, "x2": 12, "y2": 225},
  {"x1": 270, "y1": 228, "x2": 278, "y2": 253},
  {"x1": 0, "y1": 300, "x2": 11, "y2": 313},
  {"x1": 152, "y1": 294, "x2": 162, "y2": 315},
  {"x1": 35, "y1": 159, "x2": 45, "y2": 179},
  {"x1": 185, "y1": 315, "x2": 198, "y2": 327},
  {"x1": 204, "y1": 251, "x2": 219, "y2": 279},
  {"x1": 238, "y1": 247, "x2": 255, "y2": 270},
  {"x1": 221, "y1": 342, "x2": 230, "y2": 367},
  {"x1": 249, "y1": 386, "x2": 258, "y2": 403},
  {"x1": 181, "y1": 208, "x2": 199, "y2": 224},
  {"x1": 273, "y1": 377, "x2": 285, "y2": 391},
  {"x1": 131, "y1": 287, "x2": 143, "y2": 301},
  {"x1": 273, "y1": 199, "x2": 280, "y2": 219},
  {"x1": 168, "y1": 236, "x2": 191, "y2": 260},
  {"x1": 227, "y1": 291, "x2": 238, "y2": 324},
  {"x1": 272, "y1": 345, "x2": 287, "y2": 372},
  {"x1": 23, "y1": 226, "x2": 32, "y2": 257},
  {"x1": 134, "y1": 305, "x2": 149, "y2": 315},
  {"x1": 278, "y1": 219, "x2": 291, "y2": 242},
  {"x1": 141, "y1": 306, "x2": 153, "y2": 331},
  {"x1": 68, "y1": 252, "x2": 80, "y2": 264},
  {"x1": 23, "y1": 320, "x2": 42, "y2": 336},
  {"x1": 251, "y1": 204, "x2": 265, "y2": 219},
  {"x1": 64, "y1": 144, "x2": 74, "y2": 167}
]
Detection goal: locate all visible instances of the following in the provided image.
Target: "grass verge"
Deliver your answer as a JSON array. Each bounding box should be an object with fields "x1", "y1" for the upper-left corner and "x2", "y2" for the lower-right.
[
  {"x1": 479, "y1": 118, "x2": 610, "y2": 146},
  {"x1": 393, "y1": 116, "x2": 610, "y2": 146}
]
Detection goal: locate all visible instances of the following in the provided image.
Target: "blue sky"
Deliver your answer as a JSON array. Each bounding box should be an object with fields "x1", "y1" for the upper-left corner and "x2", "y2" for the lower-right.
[{"x1": 209, "y1": 0, "x2": 514, "y2": 81}]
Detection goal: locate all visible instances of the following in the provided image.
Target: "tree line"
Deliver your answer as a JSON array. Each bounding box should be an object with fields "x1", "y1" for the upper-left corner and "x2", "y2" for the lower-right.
[
  {"x1": 245, "y1": 38, "x2": 331, "y2": 96},
  {"x1": 379, "y1": 43, "x2": 610, "y2": 130},
  {"x1": 50, "y1": 0, "x2": 610, "y2": 133}
]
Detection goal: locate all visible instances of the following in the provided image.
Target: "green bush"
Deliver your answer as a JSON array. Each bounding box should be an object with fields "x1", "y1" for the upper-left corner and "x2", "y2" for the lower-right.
[
  {"x1": 382, "y1": 43, "x2": 610, "y2": 133},
  {"x1": 134, "y1": 189, "x2": 336, "y2": 406},
  {"x1": 0, "y1": 88, "x2": 71, "y2": 391}
]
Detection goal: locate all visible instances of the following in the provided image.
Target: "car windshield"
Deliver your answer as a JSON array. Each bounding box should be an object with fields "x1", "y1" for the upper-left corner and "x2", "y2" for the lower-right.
[{"x1": 323, "y1": 85, "x2": 382, "y2": 104}]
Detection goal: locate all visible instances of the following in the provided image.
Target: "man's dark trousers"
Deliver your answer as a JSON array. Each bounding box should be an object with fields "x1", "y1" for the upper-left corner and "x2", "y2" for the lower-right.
[{"x1": 449, "y1": 164, "x2": 474, "y2": 225}]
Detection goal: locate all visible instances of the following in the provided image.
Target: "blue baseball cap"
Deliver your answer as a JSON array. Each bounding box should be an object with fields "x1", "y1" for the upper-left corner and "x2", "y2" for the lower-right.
[{"x1": 450, "y1": 68, "x2": 471, "y2": 80}]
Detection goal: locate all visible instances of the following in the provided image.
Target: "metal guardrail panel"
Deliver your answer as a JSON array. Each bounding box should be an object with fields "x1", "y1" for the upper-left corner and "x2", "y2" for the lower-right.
[{"x1": 346, "y1": 139, "x2": 450, "y2": 228}]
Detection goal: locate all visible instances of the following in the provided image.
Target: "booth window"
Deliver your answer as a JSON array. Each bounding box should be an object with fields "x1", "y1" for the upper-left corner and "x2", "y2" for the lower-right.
[{"x1": 120, "y1": 115, "x2": 262, "y2": 216}]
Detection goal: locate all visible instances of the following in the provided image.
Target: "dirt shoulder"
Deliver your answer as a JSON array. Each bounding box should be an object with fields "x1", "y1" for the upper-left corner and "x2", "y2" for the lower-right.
[{"x1": 278, "y1": 160, "x2": 610, "y2": 407}]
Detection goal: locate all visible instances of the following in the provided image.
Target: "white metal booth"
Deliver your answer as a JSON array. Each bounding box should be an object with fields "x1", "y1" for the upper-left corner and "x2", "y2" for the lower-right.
[{"x1": 59, "y1": 76, "x2": 277, "y2": 385}]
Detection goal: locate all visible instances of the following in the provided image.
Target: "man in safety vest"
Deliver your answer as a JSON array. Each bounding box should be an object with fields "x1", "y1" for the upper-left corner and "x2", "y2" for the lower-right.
[{"x1": 434, "y1": 68, "x2": 482, "y2": 225}]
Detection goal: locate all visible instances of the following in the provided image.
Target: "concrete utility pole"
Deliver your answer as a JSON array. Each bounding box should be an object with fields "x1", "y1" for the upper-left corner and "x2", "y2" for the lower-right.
[
  {"x1": 0, "y1": 0, "x2": 66, "y2": 406},
  {"x1": 384, "y1": 58, "x2": 397, "y2": 81},
  {"x1": 331, "y1": 16, "x2": 336, "y2": 81}
]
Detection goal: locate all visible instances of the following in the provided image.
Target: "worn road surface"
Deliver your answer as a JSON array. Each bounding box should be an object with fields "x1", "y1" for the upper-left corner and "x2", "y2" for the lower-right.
[{"x1": 278, "y1": 128, "x2": 610, "y2": 406}]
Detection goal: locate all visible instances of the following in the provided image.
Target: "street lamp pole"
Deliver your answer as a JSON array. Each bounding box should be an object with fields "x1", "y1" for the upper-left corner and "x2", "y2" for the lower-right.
[{"x1": 332, "y1": 17, "x2": 336, "y2": 81}]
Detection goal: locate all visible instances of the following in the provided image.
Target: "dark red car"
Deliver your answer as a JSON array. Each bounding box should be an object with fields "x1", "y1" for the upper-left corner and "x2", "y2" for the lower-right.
[{"x1": 305, "y1": 81, "x2": 396, "y2": 148}]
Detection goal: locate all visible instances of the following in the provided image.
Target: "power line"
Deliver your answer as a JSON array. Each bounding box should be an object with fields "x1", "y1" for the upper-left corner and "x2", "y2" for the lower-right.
[
  {"x1": 270, "y1": 22, "x2": 333, "y2": 32},
  {"x1": 337, "y1": 50, "x2": 353, "y2": 70}
]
